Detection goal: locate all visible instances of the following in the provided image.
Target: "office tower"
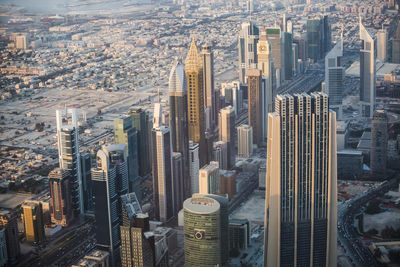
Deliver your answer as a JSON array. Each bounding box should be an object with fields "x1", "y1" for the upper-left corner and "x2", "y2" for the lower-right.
[
  {"x1": 322, "y1": 15, "x2": 331, "y2": 54},
  {"x1": 114, "y1": 116, "x2": 141, "y2": 200},
  {"x1": 247, "y1": 69, "x2": 264, "y2": 147},
  {"x1": 0, "y1": 228, "x2": 7, "y2": 267},
  {"x1": 237, "y1": 124, "x2": 253, "y2": 157},
  {"x1": 172, "y1": 152, "x2": 184, "y2": 214},
  {"x1": 169, "y1": 61, "x2": 190, "y2": 199},
  {"x1": 56, "y1": 108, "x2": 82, "y2": 215},
  {"x1": 229, "y1": 219, "x2": 251, "y2": 252},
  {"x1": 199, "y1": 161, "x2": 220, "y2": 194},
  {"x1": 120, "y1": 193, "x2": 156, "y2": 267},
  {"x1": 371, "y1": 110, "x2": 388, "y2": 178},
  {"x1": 80, "y1": 152, "x2": 93, "y2": 213},
  {"x1": 22, "y1": 202, "x2": 45, "y2": 243},
  {"x1": 218, "y1": 106, "x2": 236, "y2": 169},
  {"x1": 377, "y1": 28, "x2": 388, "y2": 61},
  {"x1": 92, "y1": 145, "x2": 129, "y2": 264},
  {"x1": 0, "y1": 210, "x2": 20, "y2": 263},
  {"x1": 202, "y1": 44, "x2": 217, "y2": 131},
  {"x1": 282, "y1": 32, "x2": 293, "y2": 81},
  {"x1": 151, "y1": 112, "x2": 174, "y2": 222},
  {"x1": 213, "y1": 141, "x2": 229, "y2": 170},
  {"x1": 307, "y1": 16, "x2": 330, "y2": 61},
  {"x1": 359, "y1": 19, "x2": 376, "y2": 118},
  {"x1": 294, "y1": 37, "x2": 307, "y2": 61},
  {"x1": 220, "y1": 81, "x2": 243, "y2": 116},
  {"x1": 219, "y1": 170, "x2": 237, "y2": 200},
  {"x1": 266, "y1": 27, "x2": 282, "y2": 84},
  {"x1": 131, "y1": 108, "x2": 151, "y2": 177},
  {"x1": 238, "y1": 21, "x2": 259, "y2": 83},
  {"x1": 189, "y1": 141, "x2": 200, "y2": 194},
  {"x1": 264, "y1": 92, "x2": 337, "y2": 267},
  {"x1": 257, "y1": 27, "x2": 275, "y2": 97},
  {"x1": 325, "y1": 38, "x2": 344, "y2": 120},
  {"x1": 246, "y1": 0, "x2": 254, "y2": 12},
  {"x1": 49, "y1": 168, "x2": 73, "y2": 227},
  {"x1": 192, "y1": 193, "x2": 229, "y2": 265},
  {"x1": 185, "y1": 39, "x2": 207, "y2": 166},
  {"x1": 292, "y1": 43, "x2": 299, "y2": 74},
  {"x1": 183, "y1": 197, "x2": 221, "y2": 267}
]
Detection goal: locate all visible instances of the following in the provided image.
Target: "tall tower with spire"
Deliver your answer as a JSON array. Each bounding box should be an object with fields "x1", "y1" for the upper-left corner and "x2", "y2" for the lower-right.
[
  {"x1": 169, "y1": 61, "x2": 190, "y2": 198},
  {"x1": 185, "y1": 39, "x2": 207, "y2": 167}
]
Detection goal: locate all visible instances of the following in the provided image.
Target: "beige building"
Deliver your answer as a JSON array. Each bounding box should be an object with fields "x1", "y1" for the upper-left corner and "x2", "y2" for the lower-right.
[
  {"x1": 199, "y1": 161, "x2": 220, "y2": 194},
  {"x1": 218, "y1": 106, "x2": 236, "y2": 169},
  {"x1": 237, "y1": 124, "x2": 253, "y2": 158},
  {"x1": 264, "y1": 92, "x2": 337, "y2": 267}
]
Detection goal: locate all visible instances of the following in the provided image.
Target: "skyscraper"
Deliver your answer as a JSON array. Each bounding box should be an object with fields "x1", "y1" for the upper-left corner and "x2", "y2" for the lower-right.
[
  {"x1": 189, "y1": 141, "x2": 200, "y2": 194},
  {"x1": 377, "y1": 28, "x2": 388, "y2": 61},
  {"x1": 172, "y1": 152, "x2": 184, "y2": 214},
  {"x1": 192, "y1": 193, "x2": 229, "y2": 265},
  {"x1": 371, "y1": 110, "x2": 388, "y2": 178},
  {"x1": 325, "y1": 38, "x2": 344, "y2": 119},
  {"x1": 22, "y1": 201, "x2": 45, "y2": 243},
  {"x1": 0, "y1": 229, "x2": 7, "y2": 267},
  {"x1": 199, "y1": 161, "x2": 220, "y2": 195},
  {"x1": 92, "y1": 144, "x2": 129, "y2": 265},
  {"x1": 151, "y1": 110, "x2": 174, "y2": 222},
  {"x1": 264, "y1": 92, "x2": 337, "y2": 267},
  {"x1": 56, "y1": 108, "x2": 82, "y2": 215},
  {"x1": 213, "y1": 141, "x2": 229, "y2": 170},
  {"x1": 359, "y1": 19, "x2": 376, "y2": 118},
  {"x1": 0, "y1": 210, "x2": 20, "y2": 263},
  {"x1": 201, "y1": 44, "x2": 217, "y2": 131},
  {"x1": 282, "y1": 32, "x2": 293, "y2": 81},
  {"x1": 119, "y1": 193, "x2": 156, "y2": 267},
  {"x1": 238, "y1": 21, "x2": 259, "y2": 83},
  {"x1": 257, "y1": 27, "x2": 274, "y2": 94},
  {"x1": 266, "y1": 27, "x2": 282, "y2": 84},
  {"x1": 185, "y1": 39, "x2": 207, "y2": 166},
  {"x1": 169, "y1": 61, "x2": 190, "y2": 199},
  {"x1": 183, "y1": 197, "x2": 221, "y2": 267},
  {"x1": 247, "y1": 69, "x2": 264, "y2": 147},
  {"x1": 131, "y1": 108, "x2": 151, "y2": 177},
  {"x1": 80, "y1": 152, "x2": 93, "y2": 213},
  {"x1": 218, "y1": 106, "x2": 236, "y2": 169},
  {"x1": 292, "y1": 43, "x2": 299, "y2": 74},
  {"x1": 237, "y1": 124, "x2": 253, "y2": 158},
  {"x1": 114, "y1": 115, "x2": 141, "y2": 200},
  {"x1": 392, "y1": 24, "x2": 400, "y2": 63},
  {"x1": 49, "y1": 168, "x2": 73, "y2": 227},
  {"x1": 307, "y1": 16, "x2": 331, "y2": 61}
]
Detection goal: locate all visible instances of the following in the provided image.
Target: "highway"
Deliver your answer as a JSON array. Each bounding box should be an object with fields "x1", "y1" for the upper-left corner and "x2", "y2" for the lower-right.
[{"x1": 338, "y1": 178, "x2": 398, "y2": 267}]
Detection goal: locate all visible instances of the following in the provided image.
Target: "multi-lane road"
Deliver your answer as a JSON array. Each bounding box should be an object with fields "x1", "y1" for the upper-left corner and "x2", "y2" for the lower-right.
[{"x1": 338, "y1": 178, "x2": 398, "y2": 267}]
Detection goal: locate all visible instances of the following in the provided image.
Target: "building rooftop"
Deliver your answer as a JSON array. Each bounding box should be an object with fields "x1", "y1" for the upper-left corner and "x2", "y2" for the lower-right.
[{"x1": 183, "y1": 197, "x2": 220, "y2": 214}]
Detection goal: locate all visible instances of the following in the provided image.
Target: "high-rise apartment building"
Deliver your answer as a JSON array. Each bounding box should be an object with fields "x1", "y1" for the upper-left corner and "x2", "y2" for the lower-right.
[
  {"x1": 49, "y1": 168, "x2": 73, "y2": 226},
  {"x1": 238, "y1": 21, "x2": 259, "y2": 83},
  {"x1": 56, "y1": 108, "x2": 82, "y2": 215},
  {"x1": 189, "y1": 141, "x2": 200, "y2": 194},
  {"x1": 325, "y1": 38, "x2": 344, "y2": 119},
  {"x1": 169, "y1": 61, "x2": 190, "y2": 199},
  {"x1": 80, "y1": 152, "x2": 93, "y2": 213},
  {"x1": 183, "y1": 197, "x2": 221, "y2": 267},
  {"x1": 201, "y1": 44, "x2": 217, "y2": 131},
  {"x1": 213, "y1": 141, "x2": 229, "y2": 170},
  {"x1": 185, "y1": 39, "x2": 207, "y2": 166},
  {"x1": 22, "y1": 201, "x2": 45, "y2": 243},
  {"x1": 237, "y1": 124, "x2": 253, "y2": 157},
  {"x1": 359, "y1": 19, "x2": 376, "y2": 118},
  {"x1": 130, "y1": 108, "x2": 151, "y2": 177},
  {"x1": 119, "y1": 193, "x2": 156, "y2": 267},
  {"x1": 218, "y1": 106, "x2": 236, "y2": 169},
  {"x1": 247, "y1": 69, "x2": 264, "y2": 147},
  {"x1": 199, "y1": 161, "x2": 220, "y2": 195},
  {"x1": 151, "y1": 119, "x2": 174, "y2": 222},
  {"x1": 264, "y1": 92, "x2": 337, "y2": 267},
  {"x1": 92, "y1": 145, "x2": 129, "y2": 265},
  {"x1": 371, "y1": 110, "x2": 388, "y2": 178},
  {"x1": 0, "y1": 210, "x2": 20, "y2": 263},
  {"x1": 114, "y1": 116, "x2": 141, "y2": 200},
  {"x1": 377, "y1": 28, "x2": 388, "y2": 61}
]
